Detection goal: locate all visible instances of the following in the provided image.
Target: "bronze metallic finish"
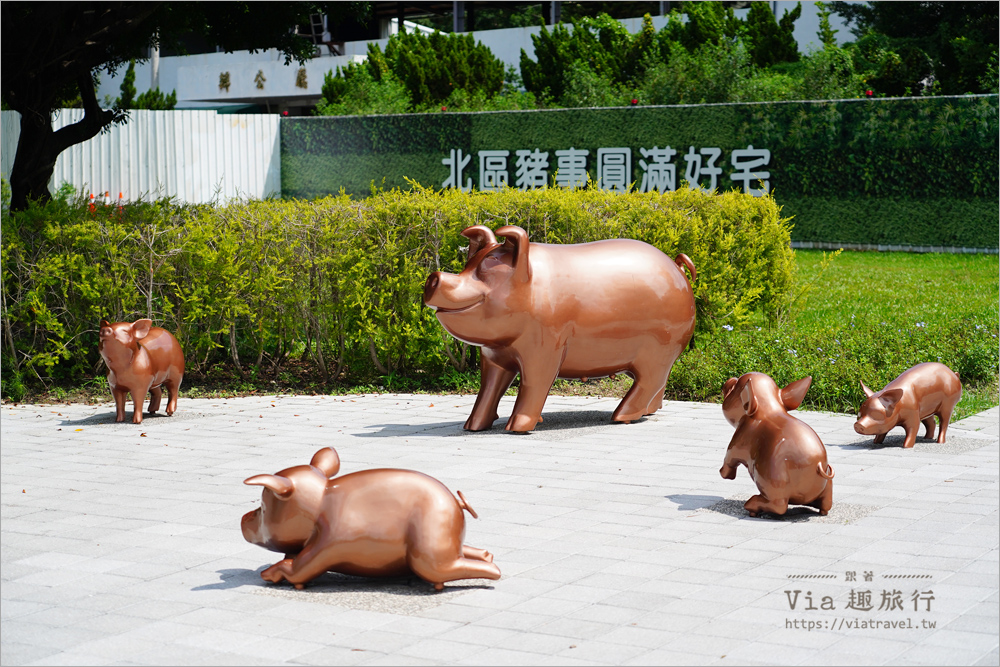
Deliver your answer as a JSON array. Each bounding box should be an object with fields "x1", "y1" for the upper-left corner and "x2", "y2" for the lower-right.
[
  {"x1": 242, "y1": 447, "x2": 501, "y2": 590},
  {"x1": 720, "y1": 373, "x2": 834, "y2": 517},
  {"x1": 855, "y1": 362, "x2": 962, "y2": 448},
  {"x1": 98, "y1": 319, "x2": 184, "y2": 424},
  {"x1": 423, "y1": 225, "x2": 696, "y2": 432}
]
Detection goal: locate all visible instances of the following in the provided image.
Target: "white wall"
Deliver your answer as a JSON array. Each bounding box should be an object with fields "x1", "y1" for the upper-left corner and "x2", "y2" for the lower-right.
[{"x1": 1, "y1": 109, "x2": 281, "y2": 204}]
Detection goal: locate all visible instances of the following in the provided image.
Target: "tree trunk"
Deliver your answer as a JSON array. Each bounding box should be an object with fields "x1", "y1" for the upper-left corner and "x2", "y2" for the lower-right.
[{"x1": 9, "y1": 75, "x2": 116, "y2": 211}]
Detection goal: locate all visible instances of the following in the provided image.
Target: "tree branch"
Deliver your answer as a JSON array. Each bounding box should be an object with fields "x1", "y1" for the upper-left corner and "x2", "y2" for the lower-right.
[{"x1": 50, "y1": 74, "x2": 117, "y2": 156}]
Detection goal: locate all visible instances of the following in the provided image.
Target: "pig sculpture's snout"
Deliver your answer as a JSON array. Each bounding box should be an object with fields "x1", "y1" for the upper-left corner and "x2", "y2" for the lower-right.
[
  {"x1": 241, "y1": 508, "x2": 262, "y2": 545},
  {"x1": 423, "y1": 271, "x2": 485, "y2": 312},
  {"x1": 854, "y1": 419, "x2": 872, "y2": 435},
  {"x1": 423, "y1": 272, "x2": 441, "y2": 307}
]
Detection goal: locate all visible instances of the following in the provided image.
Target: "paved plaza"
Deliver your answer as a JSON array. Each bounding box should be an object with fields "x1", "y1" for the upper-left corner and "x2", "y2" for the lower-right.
[{"x1": 2, "y1": 393, "x2": 997, "y2": 666}]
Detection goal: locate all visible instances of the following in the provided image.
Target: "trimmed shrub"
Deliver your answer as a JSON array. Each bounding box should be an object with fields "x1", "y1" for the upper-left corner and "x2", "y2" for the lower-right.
[{"x1": 1, "y1": 186, "x2": 793, "y2": 393}]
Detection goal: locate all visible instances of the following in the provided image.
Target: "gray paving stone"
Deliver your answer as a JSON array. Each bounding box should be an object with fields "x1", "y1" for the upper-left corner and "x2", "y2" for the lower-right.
[{"x1": 2, "y1": 395, "x2": 997, "y2": 666}]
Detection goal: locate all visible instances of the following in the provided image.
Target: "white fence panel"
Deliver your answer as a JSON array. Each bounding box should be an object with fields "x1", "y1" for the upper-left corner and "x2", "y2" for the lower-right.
[{"x1": 1, "y1": 109, "x2": 281, "y2": 204}]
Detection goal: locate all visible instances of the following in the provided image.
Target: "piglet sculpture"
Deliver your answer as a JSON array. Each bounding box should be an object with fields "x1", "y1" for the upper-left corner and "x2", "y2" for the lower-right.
[
  {"x1": 855, "y1": 362, "x2": 962, "y2": 448},
  {"x1": 720, "y1": 373, "x2": 834, "y2": 517},
  {"x1": 423, "y1": 225, "x2": 696, "y2": 432},
  {"x1": 99, "y1": 319, "x2": 184, "y2": 424},
  {"x1": 242, "y1": 447, "x2": 501, "y2": 590}
]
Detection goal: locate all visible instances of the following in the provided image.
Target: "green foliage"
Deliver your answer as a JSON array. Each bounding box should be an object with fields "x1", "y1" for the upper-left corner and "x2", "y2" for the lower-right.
[
  {"x1": 1, "y1": 185, "x2": 794, "y2": 397},
  {"x1": 829, "y1": 1, "x2": 998, "y2": 95},
  {"x1": 378, "y1": 29, "x2": 505, "y2": 108},
  {"x1": 315, "y1": 64, "x2": 411, "y2": 116},
  {"x1": 117, "y1": 61, "x2": 137, "y2": 109},
  {"x1": 115, "y1": 60, "x2": 177, "y2": 110},
  {"x1": 745, "y1": 1, "x2": 801, "y2": 68},
  {"x1": 134, "y1": 87, "x2": 177, "y2": 110},
  {"x1": 316, "y1": 29, "x2": 508, "y2": 115},
  {"x1": 816, "y1": 2, "x2": 839, "y2": 48},
  {"x1": 640, "y1": 40, "x2": 755, "y2": 105}
]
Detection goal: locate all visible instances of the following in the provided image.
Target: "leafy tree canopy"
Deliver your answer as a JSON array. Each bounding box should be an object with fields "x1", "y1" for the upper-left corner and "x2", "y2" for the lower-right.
[{"x1": 829, "y1": 1, "x2": 999, "y2": 94}]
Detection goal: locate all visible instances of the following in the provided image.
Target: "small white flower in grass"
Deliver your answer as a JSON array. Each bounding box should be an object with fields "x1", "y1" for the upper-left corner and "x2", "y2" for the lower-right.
[
  {"x1": 722, "y1": 325, "x2": 733, "y2": 331},
  {"x1": 915, "y1": 322, "x2": 926, "y2": 328}
]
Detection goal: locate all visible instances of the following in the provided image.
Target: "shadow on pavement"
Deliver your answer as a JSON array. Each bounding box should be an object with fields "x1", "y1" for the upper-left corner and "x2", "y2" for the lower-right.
[
  {"x1": 357, "y1": 410, "x2": 640, "y2": 438},
  {"x1": 665, "y1": 493, "x2": 724, "y2": 511}
]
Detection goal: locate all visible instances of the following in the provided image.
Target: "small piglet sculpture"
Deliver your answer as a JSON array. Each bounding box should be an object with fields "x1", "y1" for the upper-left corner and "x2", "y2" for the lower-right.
[
  {"x1": 242, "y1": 447, "x2": 501, "y2": 590},
  {"x1": 424, "y1": 225, "x2": 696, "y2": 432},
  {"x1": 720, "y1": 373, "x2": 834, "y2": 517},
  {"x1": 855, "y1": 362, "x2": 962, "y2": 448},
  {"x1": 99, "y1": 319, "x2": 184, "y2": 424}
]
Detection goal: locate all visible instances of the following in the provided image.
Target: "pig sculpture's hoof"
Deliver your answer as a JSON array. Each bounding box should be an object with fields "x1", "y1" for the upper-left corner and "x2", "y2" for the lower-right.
[
  {"x1": 505, "y1": 414, "x2": 538, "y2": 433},
  {"x1": 434, "y1": 582, "x2": 444, "y2": 591}
]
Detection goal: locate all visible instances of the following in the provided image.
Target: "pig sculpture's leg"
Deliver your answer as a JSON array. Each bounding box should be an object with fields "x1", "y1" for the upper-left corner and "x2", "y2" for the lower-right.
[
  {"x1": 462, "y1": 545, "x2": 494, "y2": 563},
  {"x1": 872, "y1": 432, "x2": 886, "y2": 445},
  {"x1": 261, "y1": 528, "x2": 336, "y2": 590},
  {"x1": 921, "y1": 416, "x2": 937, "y2": 440},
  {"x1": 164, "y1": 376, "x2": 181, "y2": 416},
  {"x1": 148, "y1": 386, "x2": 163, "y2": 414},
  {"x1": 409, "y1": 553, "x2": 501, "y2": 591},
  {"x1": 466, "y1": 355, "x2": 517, "y2": 431},
  {"x1": 901, "y1": 418, "x2": 919, "y2": 449},
  {"x1": 505, "y1": 354, "x2": 560, "y2": 433},
  {"x1": 612, "y1": 358, "x2": 671, "y2": 423},
  {"x1": 935, "y1": 405, "x2": 954, "y2": 444},
  {"x1": 744, "y1": 494, "x2": 789, "y2": 518},
  {"x1": 808, "y1": 482, "x2": 833, "y2": 516},
  {"x1": 131, "y1": 384, "x2": 149, "y2": 424},
  {"x1": 112, "y1": 387, "x2": 128, "y2": 423}
]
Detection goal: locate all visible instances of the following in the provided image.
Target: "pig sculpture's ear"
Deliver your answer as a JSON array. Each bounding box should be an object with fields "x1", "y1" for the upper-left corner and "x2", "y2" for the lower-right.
[
  {"x1": 740, "y1": 378, "x2": 758, "y2": 417},
  {"x1": 722, "y1": 377, "x2": 738, "y2": 398},
  {"x1": 132, "y1": 319, "x2": 153, "y2": 340},
  {"x1": 310, "y1": 447, "x2": 341, "y2": 478},
  {"x1": 879, "y1": 388, "x2": 904, "y2": 411},
  {"x1": 780, "y1": 376, "x2": 812, "y2": 411},
  {"x1": 244, "y1": 474, "x2": 294, "y2": 498},
  {"x1": 495, "y1": 225, "x2": 531, "y2": 282},
  {"x1": 860, "y1": 381, "x2": 875, "y2": 399},
  {"x1": 461, "y1": 225, "x2": 498, "y2": 258},
  {"x1": 100, "y1": 319, "x2": 111, "y2": 328}
]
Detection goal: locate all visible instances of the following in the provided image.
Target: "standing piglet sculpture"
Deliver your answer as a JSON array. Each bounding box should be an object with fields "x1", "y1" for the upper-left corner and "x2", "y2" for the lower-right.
[
  {"x1": 242, "y1": 447, "x2": 501, "y2": 590},
  {"x1": 720, "y1": 373, "x2": 834, "y2": 517},
  {"x1": 99, "y1": 319, "x2": 184, "y2": 424},
  {"x1": 855, "y1": 362, "x2": 962, "y2": 448},
  {"x1": 423, "y1": 225, "x2": 696, "y2": 432}
]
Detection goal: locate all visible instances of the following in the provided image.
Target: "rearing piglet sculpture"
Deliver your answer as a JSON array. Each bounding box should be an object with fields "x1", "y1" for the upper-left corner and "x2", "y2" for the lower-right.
[
  {"x1": 720, "y1": 373, "x2": 834, "y2": 518},
  {"x1": 242, "y1": 447, "x2": 501, "y2": 590},
  {"x1": 98, "y1": 319, "x2": 184, "y2": 424},
  {"x1": 424, "y1": 225, "x2": 696, "y2": 432}
]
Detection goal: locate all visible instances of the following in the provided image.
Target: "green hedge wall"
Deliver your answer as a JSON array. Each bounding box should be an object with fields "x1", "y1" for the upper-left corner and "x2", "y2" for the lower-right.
[
  {"x1": 1, "y1": 187, "x2": 792, "y2": 389},
  {"x1": 282, "y1": 95, "x2": 999, "y2": 248}
]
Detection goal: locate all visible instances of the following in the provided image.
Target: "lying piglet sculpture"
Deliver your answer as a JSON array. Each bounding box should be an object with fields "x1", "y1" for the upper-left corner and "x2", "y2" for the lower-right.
[
  {"x1": 99, "y1": 319, "x2": 184, "y2": 424},
  {"x1": 855, "y1": 362, "x2": 962, "y2": 449},
  {"x1": 720, "y1": 373, "x2": 834, "y2": 517},
  {"x1": 423, "y1": 224, "x2": 696, "y2": 432},
  {"x1": 242, "y1": 447, "x2": 501, "y2": 590}
]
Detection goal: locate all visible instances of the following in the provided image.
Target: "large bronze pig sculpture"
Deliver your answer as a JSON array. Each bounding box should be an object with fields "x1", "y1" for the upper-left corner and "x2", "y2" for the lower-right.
[
  {"x1": 242, "y1": 447, "x2": 501, "y2": 590},
  {"x1": 98, "y1": 319, "x2": 184, "y2": 424},
  {"x1": 855, "y1": 362, "x2": 962, "y2": 448},
  {"x1": 423, "y1": 225, "x2": 696, "y2": 432},
  {"x1": 720, "y1": 373, "x2": 834, "y2": 517}
]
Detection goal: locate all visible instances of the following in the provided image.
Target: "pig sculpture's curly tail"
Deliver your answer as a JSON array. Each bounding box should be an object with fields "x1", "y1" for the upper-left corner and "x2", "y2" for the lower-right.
[
  {"x1": 674, "y1": 253, "x2": 697, "y2": 286},
  {"x1": 817, "y1": 462, "x2": 835, "y2": 479},
  {"x1": 456, "y1": 490, "x2": 478, "y2": 519}
]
